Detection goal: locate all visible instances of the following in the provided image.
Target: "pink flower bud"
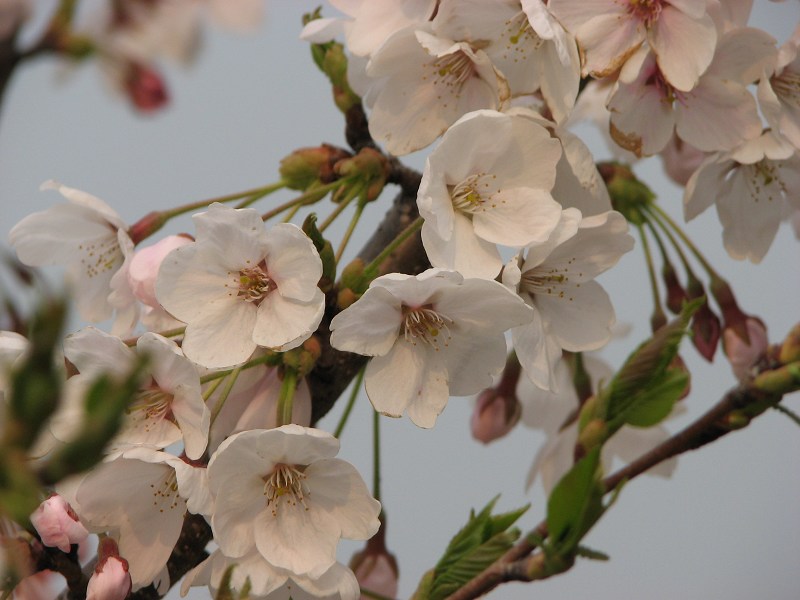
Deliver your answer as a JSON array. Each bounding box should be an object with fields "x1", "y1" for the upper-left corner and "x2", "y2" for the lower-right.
[
  {"x1": 125, "y1": 62, "x2": 169, "y2": 113},
  {"x1": 350, "y1": 520, "x2": 398, "y2": 600},
  {"x1": 723, "y1": 318, "x2": 769, "y2": 382},
  {"x1": 87, "y1": 539, "x2": 131, "y2": 600},
  {"x1": 471, "y1": 388, "x2": 521, "y2": 444},
  {"x1": 127, "y1": 235, "x2": 192, "y2": 308},
  {"x1": 30, "y1": 494, "x2": 88, "y2": 553}
]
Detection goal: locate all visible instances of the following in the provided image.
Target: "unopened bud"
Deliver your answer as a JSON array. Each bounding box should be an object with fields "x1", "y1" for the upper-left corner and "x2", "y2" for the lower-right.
[
  {"x1": 598, "y1": 162, "x2": 654, "y2": 225},
  {"x1": 125, "y1": 62, "x2": 168, "y2": 113},
  {"x1": 779, "y1": 323, "x2": 800, "y2": 365},
  {"x1": 30, "y1": 494, "x2": 89, "y2": 553},
  {"x1": 127, "y1": 235, "x2": 192, "y2": 307},
  {"x1": 337, "y1": 287, "x2": 359, "y2": 310},
  {"x1": 280, "y1": 145, "x2": 352, "y2": 191},
  {"x1": 722, "y1": 317, "x2": 769, "y2": 382},
  {"x1": 662, "y1": 261, "x2": 688, "y2": 315},
  {"x1": 471, "y1": 388, "x2": 521, "y2": 444},
  {"x1": 709, "y1": 277, "x2": 750, "y2": 345},
  {"x1": 576, "y1": 418, "x2": 607, "y2": 458},
  {"x1": 350, "y1": 519, "x2": 399, "y2": 600},
  {"x1": 691, "y1": 301, "x2": 721, "y2": 362},
  {"x1": 87, "y1": 538, "x2": 131, "y2": 600},
  {"x1": 334, "y1": 148, "x2": 389, "y2": 203}
]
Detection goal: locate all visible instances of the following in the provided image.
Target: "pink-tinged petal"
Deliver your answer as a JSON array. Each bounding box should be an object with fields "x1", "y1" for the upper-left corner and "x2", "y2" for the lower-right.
[
  {"x1": 364, "y1": 342, "x2": 430, "y2": 421},
  {"x1": 191, "y1": 204, "x2": 268, "y2": 268},
  {"x1": 210, "y1": 479, "x2": 265, "y2": 558},
  {"x1": 473, "y1": 188, "x2": 562, "y2": 247},
  {"x1": 30, "y1": 495, "x2": 89, "y2": 552},
  {"x1": 349, "y1": 0, "x2": 435, "y2": 56},
  {"x1": 445, "y1": 332, "x2": 508, "y2": 396},
  {"x1": 552, "y1": 129, "x2": 612, "y2": 215},
  {"x1": 293, "y1": 562, "x2": 361, "y2": 600},
  {"x1": 707, "y1": 27, "x2": 776, "y2": 85},
  {"x1": 128, "y1": 235, "x2": 192, "y2": 308},
  {"x1": 540, "y1": 36, "x2": 581, "y2": 123},
  {"x1": 252, "y1": 289, "x2": 324, "y2": 351},
  {"x1": 170, "y1": 383, "x2": 210, "y2": 460},
  {"x1": 40, "y1": 180, "x2": 126, "y2": 229},
  {"x1": 421, "y1": 212, "x2": 501, "y2": 279},
  {"x1": 650, "y1": 8, "x2": 716, "y2": 91},
  {"x1": 717, "y1": 165, "x2": 786, "y2": 263},
  {"x1": 181, "y1": 301, "x2": 258, "y2": 368},
  {"x1": 305, "y1": 458, "x2": 381, "y2": 540},
  {"x1": 265, "y1": 223, "x2": 323, "y2": 303},
  {"x1": 256, "y1": 501, "x2": 339, "y2": 578},
  {"x1": 536, "y1": 280, "x2": 615, "y2": 351},
  {"x1": 575, "y1": 12, "x2": 644, "y2": 78},
  {"x1": 329, "y1": 286, "x2": 402, "y2": 357},
  {"x1": 684, "y1": 156, "x2": 734, "y2": 221},
  {"x1": 548, "y1": 0, "x2": 625, "y2": 33},
  {"x1": 675, "y1": 78, "x2": 762, "y2": 152},
  {"x1": 512, "y1": 309, "x2": 563, "y2": 392},
  {"x1": 521, "y1": 208, "x2": 582, "y2": 272},
  {"x1": 155, "y1": 243, "x2": 239, "y2": 322},
  {"x1": 64, "y1": 327, "x2": 134, "y2": 376},
  {"x1": 87, "y1": 555, "x2": 131, "y2": 600}
]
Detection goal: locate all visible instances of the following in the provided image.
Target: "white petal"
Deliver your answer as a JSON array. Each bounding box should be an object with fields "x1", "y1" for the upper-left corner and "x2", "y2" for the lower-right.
[
  {"x1": 252, "y1": 289, "x2": 324, "y2": 351},
  {"x1": 329, "y1": 287, "x2": 403, "y2": 357}
]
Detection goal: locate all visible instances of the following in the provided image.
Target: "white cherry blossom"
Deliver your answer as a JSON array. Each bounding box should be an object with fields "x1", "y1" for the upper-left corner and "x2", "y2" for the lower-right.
[
  {"x1": 9, "y1": 181, "x2": 134, "y2": 329},
  {"x1": 330, "y1": 269, "x2": 533, "y2": 428},
  {"x1": 758, "y1": 25, "x2": 800, "y2": 149},
  {"x1": 156, "y1": 203, "x2": 325, "y2": 369},
  {"x1": 207, "y1": 425, "x2": 380, "y2": 578},
  {"x1": 418, "y1": 109, "x2": 563, "y2": 279},
  {"x1": 684, "y1": 130, "x2": 800, "y2": 263},
  {"x1": 503, "y1": 210, "x2": 634, "y2": 390}
]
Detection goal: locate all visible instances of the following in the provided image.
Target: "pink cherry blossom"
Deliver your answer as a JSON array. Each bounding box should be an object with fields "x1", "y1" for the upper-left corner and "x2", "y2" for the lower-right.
[{"x1": 30, "y1": 494, "x2": 89, "y2": 553}]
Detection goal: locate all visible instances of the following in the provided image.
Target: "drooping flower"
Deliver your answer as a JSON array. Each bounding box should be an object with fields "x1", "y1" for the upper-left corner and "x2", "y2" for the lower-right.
[
  {"x1": 418, "y1": 109, "x2": 563, "y2": 280},
  {"x1": 9, "y1": 181, "x2": 134, "y2": 329},
  {"x1": 207, "y1": 425, "x2": 381, "y2": 578},
  {"x1": 503, "y1": 210, "x2": 634, "y2": 390},
  {"x1": 156, "y1": 203, "x2": 325, "y2": 369},
  {"x1": 330, "y1": 269, "x2": 533, "y2": 427},
  {"x1": 684, "y1": 130, "x2": 800, "y2": 263}
]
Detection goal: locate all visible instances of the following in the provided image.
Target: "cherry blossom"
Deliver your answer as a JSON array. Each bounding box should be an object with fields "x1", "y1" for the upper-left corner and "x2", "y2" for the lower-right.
[
  {"x1": 86, "y1": 538, "x2": 132, "y2": 600},
  {"x1": 330, "y1": 269, "x2": 533, "y2": 427},
  {"x1": 29, "y1": 494, "x2": 89, "y2": 553},
  {"x1": 9, "y1": 181, "x2": 134, "y2": 329},
  {"x1": 503, "y1": 210, "x2": 634, "y2": 390},
  {"x1": 207, "y1": 425, "x2": 380, "y2": 578},
  {"x1": 684, "y1": 130, "x2": 800, "y2": 263},
  {"x1": 417, "y1": 109, "x2": 563, "y2": 279},
  {"x1": 758, "y1": 25, "x2": 800, "y2": 149},
  {"x1": 156, "y1": 203, "x2": 325, "y2": 368}
]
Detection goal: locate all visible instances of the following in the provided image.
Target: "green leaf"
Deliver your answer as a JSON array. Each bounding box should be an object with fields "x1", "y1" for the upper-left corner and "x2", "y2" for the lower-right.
[
  {"x1": 623, "y1": 369, "x2": 688, "y2": 427},
  {"x1": 546, "y1": 448, "x2": 603, "y2": 552}
]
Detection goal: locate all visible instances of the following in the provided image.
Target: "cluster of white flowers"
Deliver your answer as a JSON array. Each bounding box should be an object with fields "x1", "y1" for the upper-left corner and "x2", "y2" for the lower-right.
[{"x1": 1, "y1": 1, "x2": 797, "y2": 598}]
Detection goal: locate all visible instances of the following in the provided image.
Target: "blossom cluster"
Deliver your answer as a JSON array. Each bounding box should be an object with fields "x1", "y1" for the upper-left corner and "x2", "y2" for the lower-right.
[{"x1": 1, "y1": 0, "x2": 796, "y2": 599}]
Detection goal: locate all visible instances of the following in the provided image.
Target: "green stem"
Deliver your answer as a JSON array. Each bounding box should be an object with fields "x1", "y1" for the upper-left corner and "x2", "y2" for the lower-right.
[
  {"x1": 199, "y1": 352, "x2": 277, "y2": 384},
  {"x1": 260, "y1": 180, "x2": 344, "y2": 222},
  {"x1": 202, "y1": 376, "x2": 225, "y2": 403},
  {"x1": 277, "y1": 369, "x2": 298, "y2": 426},
  {"x1": 209, "y1": 366, "x2": 242, "y2": 426},
  {"x1": 373, "y1": 408, "x2": 382, "y2": 503},
  {"x1": 336, "y1": 196, "x2": 367, "y2": 262},
  {"x1": 359, "y1": 588, "x2": 396, "y2": 600},
  {"x1": 773, "y1": 403, "x2": 800, "y2": 427},
  {"x1": 334, "y1": 367, "x2": 365, "y2": 438},
  {"x1": 363, "y1": 216, "x2": 423, "y2": 276},
  {"x1": 282, "y1": 203, "x2": 302, "y2": 223},
  {"x1": 636, "y1": 222, "x2": 666, "y2": 330},
  {"x1": 124, "y1": 326, "x2": 186, "y2": 347},
  {"x1": 162, "y1": 182, "x2": 286, "y2": 220},
  {"x1": 646, "y1": 203, "x2": 722, "y2": 281},
  {"x1": 319, "y1": 185, "x2": 359, "y2": 233}
]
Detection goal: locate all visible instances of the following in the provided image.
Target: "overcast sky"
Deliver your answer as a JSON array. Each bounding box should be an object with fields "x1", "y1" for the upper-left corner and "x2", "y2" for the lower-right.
[{"x1": 1, "y1": 2, "x2": 799, "y2": 599}]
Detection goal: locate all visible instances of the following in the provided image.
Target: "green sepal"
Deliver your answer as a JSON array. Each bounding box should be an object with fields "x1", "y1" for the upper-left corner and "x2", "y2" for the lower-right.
[
  {"x1": 622, "y1": 368, "x2": 688, "y2": 428},
  {"x1": 546, "y1": 448, "x2": 603, "y2": 553},
  {"x1": 214, "y1": 565, "x2": 251, "y2": 600},
  {"x1": 575, "y1": 545, "x2": 610, "y2": 561},
  {"x1": 302, "y1": 213, "x2": 336, "y2": 291}
]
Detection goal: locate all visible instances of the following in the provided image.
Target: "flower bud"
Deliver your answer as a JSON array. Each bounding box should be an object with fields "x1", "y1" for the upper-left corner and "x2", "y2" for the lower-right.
[
  {"x1": 691, "y1": 301, "x2": 721, "y2": 362},
  {"x1": 350, "y1": 520, "x2": 398, "y2": 600},
  {"x1": 280, "y1": 145, "x2": 352, "y2": 191},
  {"x1": 30, "y1": 494, "x2": 88, "y2": 552},
  {"x1": 87, "y1": 538, "x2": 131, "y2": 600},
  {"x1": 661, "y1": 261, "x2": 689, "y2": 315},
  {"x1": 471, "y1": 387, "x2": 521, "y2": 444},
  {"x1": 334, "y1": 148, "x2": 390, "y2": 203},
  {"x1": 723, "y1": 317, "x2": 768, "y2": 382},
  {"x1": 124, "y1": 61, "x2": 168, "y2": 113},
  {"x1": 598, "y1": 162, "x2": 654, "y2": 225},
  {"x1": 127, "y1": 235, "x2": 192, "y2": 308}
]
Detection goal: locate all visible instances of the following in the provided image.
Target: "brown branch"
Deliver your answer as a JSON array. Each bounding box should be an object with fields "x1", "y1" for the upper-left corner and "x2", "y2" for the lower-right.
[{"x1": 444, "y1": 381, "x2": 781, "y2": 600}]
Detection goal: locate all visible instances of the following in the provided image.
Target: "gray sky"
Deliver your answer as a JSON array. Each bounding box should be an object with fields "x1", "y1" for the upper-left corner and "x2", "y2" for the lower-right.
[{"x1": 1, "y1": 1, "x2": 799, "y2": 599}]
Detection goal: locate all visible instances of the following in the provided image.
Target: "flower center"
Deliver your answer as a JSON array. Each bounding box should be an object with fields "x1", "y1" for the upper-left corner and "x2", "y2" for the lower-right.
[
  {"x1": 150, "y1": 469, "x2": 181, "y2": 513},
  {"x1": 520, "y1": 261, "x2": 580, "y2": 301},
  {"x1": 402, "y1": 305, "x2": 453, "y2": 350},
  {"x1": 429, "y1": 48, "x2": 478, "y2": 95},
  {"x1": 503, "y1": 12, "x2": 543, "y2": 56},
  {"x1": 233, "y1": 260, "x2": 276, "y2": 305},
  {"x1": 263, "y1": 464, "x2": 309, "y2": 517},
  {"x1": 128, "y1": 383, "x2": 175, "y2": 431},
  {"x1": 450, "y1": 172, "x2": 502, "y2": 215},
  {"x1": 627, "y1": 0, "x2": 663, "y2": 27}
]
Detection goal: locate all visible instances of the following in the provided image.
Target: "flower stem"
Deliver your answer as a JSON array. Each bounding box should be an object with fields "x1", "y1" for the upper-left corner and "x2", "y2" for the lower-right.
[
  {"x1": 202, "y1": 376, "x2": 225, "y2": 403},
  {"x1": 363, "y1": 216, "x2": 423, "y2": 276},
  {"x1": 209, "y1": 366, "x2": 242, "y2": 426},
  {"x1": 334, "y1": 367, "x2": 365, "y2": 438},
  {"x1": 123, "y1": 326, "x2": 186, "y2": 347},
  {"x1": 277, "y1": 369, "x2": 298, "y2": 426},
  {"x1": 319, "y1": 185, "x2": 359, "y2": 233},
  {"x1": 636, "y1": 222, "x2": 666, "y2": 331},
  {"x1": 199, "y1": 352, "x2": 277, "y2": 384},
  {"x1": 335, "y1": 194, "x2": 367, "y2": 262},
  {"x1": 260, "y1": 180, "x2": 344, "y2": 222},
  {"x1": 373, "y1": 407, "x2": 382, "y2": 503}
]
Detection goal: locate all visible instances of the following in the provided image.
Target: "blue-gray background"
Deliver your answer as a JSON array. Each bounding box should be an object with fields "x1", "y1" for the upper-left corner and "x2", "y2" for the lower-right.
[{"x1": 1, "y1": 2, "x2": 799, "y2": 598}]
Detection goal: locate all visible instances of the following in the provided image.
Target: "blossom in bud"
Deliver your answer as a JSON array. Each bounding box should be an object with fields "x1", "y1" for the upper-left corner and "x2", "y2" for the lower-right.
[
  {"x1": 723, "y1": 318, "x2": 769, "y2": 382},
  {"x1": 124, "y1": 61, "x2": 169, "y2": 112},
  {"x1": 87, "y1": 538, "x2": 131, "y2": 600},
  {"x1": 471, "y1": 387, "x2": 522, "y2": 445},
  {"x1": 333, "y1": 148, "x2": 389, "y2": 203},
  {"x1": 279, "y1": 145, "x2": 352, "y2": 191},
  {"x1": 691, "y1": 300, "x2": 722, "y2": 362},
  {"x1": 30, "y1": 494, "x2": 89, "y2": 553},
  {"x1": 350, "y1": 520, "x2": 399, "y2": 600},
  {"x1": 127, "y1": 235, "x2": 192, "y2": 309}
]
